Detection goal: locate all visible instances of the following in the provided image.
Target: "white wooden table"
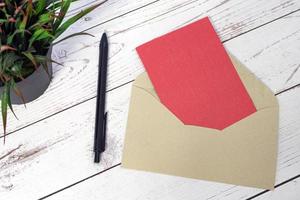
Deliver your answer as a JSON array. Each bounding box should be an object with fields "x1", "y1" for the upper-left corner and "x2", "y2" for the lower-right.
[{"x1": 1, "y1": 0, "x2": 300, "y2": 199}]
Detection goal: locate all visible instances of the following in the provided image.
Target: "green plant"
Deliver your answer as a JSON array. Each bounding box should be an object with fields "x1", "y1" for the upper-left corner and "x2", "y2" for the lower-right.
[{"x1": 0, "y1": 0, "x2": 103, "y2": 142}]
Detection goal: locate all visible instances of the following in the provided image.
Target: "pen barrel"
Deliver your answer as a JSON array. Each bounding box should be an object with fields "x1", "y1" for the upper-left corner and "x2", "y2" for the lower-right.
[
  {"x1": 94, "y1": 151, "x2": 101, "y2": 163},
  {"x1": 94, "y1": 34, "x2": 108, "y2": 159}
]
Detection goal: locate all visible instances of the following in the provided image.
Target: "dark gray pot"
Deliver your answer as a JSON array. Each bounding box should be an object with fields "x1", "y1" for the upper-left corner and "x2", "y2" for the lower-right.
[{"x1": 0, "y1": 48, "x2": 53, "y2": 104}]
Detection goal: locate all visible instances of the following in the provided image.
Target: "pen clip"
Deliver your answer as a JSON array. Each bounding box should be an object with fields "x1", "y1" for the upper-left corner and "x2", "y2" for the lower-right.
[{"x1": 100, "y1": 112, "x2": 107, "y2": 152}]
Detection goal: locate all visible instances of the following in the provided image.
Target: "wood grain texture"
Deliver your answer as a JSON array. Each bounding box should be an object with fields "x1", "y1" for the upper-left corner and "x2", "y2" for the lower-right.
[
  {"x1": 57, "y1": 0, "x2": 158, "y2": 38},
  {"x1": 1, "y1": 13, "x2": 300, "y2": 198},
  {"x1": 0, "y1": 1, "x2": 300, "y2": 199},
  {"x1": 36, "y1": 86, "x2": 300, "y2": 200},
  {"x1": 0, "y1": 0, "x2": 157, "y2": 136},
  {"x1": 253, "y1": 177, "x2": 300, "y2": 200},
  {"x1": 1, "y1": 0, "x2": 300, "y2": 138},
  {"x1": 0, "y1": 84, "x2": 131, "y2": 200}
]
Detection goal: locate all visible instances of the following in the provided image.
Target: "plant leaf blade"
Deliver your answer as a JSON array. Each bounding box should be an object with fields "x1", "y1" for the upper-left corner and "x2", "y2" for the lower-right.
[
  {"x1": 1, "y1": 83, "x2": 9, "y2": 144},
  {"x1": 52, "y1": 32, "x2": 94, "y2": 45},
  {"x1": 54, "y1": 2, "x2": 103, "y2": 38}
]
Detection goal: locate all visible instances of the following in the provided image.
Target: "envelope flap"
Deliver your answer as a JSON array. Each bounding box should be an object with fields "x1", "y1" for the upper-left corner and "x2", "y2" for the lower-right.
[
  {"x1": 229, "y1": 55, "x2": 278, "y2": 110},
  {"x1": 134, "y1": 72, "x2": 159, "y2": 100},
  {"x1": 134, "y1": 71, "x2": 152, "y2": 88}
]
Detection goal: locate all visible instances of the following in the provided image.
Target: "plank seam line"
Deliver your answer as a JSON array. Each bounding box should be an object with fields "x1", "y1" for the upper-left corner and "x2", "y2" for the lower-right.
[
  {"x1": 35, "y1": 82, "x2": 300, "y2": 199},
  {"x1": 38, "y1": 163, "x2": 121, "y2": 200},
  {"x1": 65, "y1": 1, "x2": 300, "y2": 57},
  {"x1": 276, "y1": 83, "x2": 300, "y2": 95},
  {"x1": 1, "y1": 2, "x2": 299, "y2": 199},
  {"x1": 81, "y1": 0, "x2": 160, "y2": 33},
  {"x1": 66, "y1": 0, "x2": 102, "y2": 17},
  {"x1": 39, "y1": 165, "x2": 300, "y2": 200},
  {"x1": 222, "y1": 8, "x2": 300, "y2": 43},
  {"x1": 2, "y1": 64, "x2": 299, "y2": 140},
  {"x1": 31, "y1": 1, "x2": 300, "y2": 131},
  {"x1": 0, "y1": 79, "x2": 133, "y2": 139},
  {"x1": 108, "y1": 0, "x2": 199, "y2": 38},
  {"x1": 246, "y1": 174, "x2": 300, "y2": 200}
]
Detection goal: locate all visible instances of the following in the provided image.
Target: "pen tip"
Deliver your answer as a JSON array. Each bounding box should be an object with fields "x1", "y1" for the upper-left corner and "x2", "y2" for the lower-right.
[
  {"x1": 94, "y1": 152, "x2": 101, "y2": 163},
  {"x1": 101, "y1": 32, "x2": 108, "y2": 43}
]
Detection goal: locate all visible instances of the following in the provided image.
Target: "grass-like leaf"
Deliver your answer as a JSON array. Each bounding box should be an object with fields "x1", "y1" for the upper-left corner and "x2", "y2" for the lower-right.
[
  {"x1": 1, "y1": 53, "x2": 21, "y2": 72},
  {"x1": 36, "y1": 0, "x2": 47, "y2": 14},
  {"x1": 0, "y1": 0, "x2": 105, "y2": 141},
  {"x1": 1, "y1": 83, "x2": 8, "y2": 144},
  {"x1": 7, "y1": 29, "x2": 30, "y2": 44},
  {"x1": 22, "y1": 51, "x2": 38, "y2": 69},
  {"x1": 29, "y1": 28, "x2": 55, "y2": 47},
  {"x1": 54, "y1": 3, "x2": 102, "y2": 38},
  {"x1": 35, "y1": 55, "x2": 63, "y2": 66},
  {"x1": 11, "y1": 79, "x2": 26, "y2": 107},
  {"x1": 6, "y1": 81, "x2": 18, "y2": 120},
  {"x1": 52, "y1": 32, "x2": 94, "y2": 45},
  {"x1": 0, "y1": 45, "x2": 16, "y2": 52},
  {"x1": 53, "y1": 0, "x2": 72, "y2": 31}
]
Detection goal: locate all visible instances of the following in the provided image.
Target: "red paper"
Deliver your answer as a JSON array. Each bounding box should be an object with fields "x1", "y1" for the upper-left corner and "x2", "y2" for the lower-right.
[{"x1": 136, "y1": 17, "x2": 256, "y2": 130}]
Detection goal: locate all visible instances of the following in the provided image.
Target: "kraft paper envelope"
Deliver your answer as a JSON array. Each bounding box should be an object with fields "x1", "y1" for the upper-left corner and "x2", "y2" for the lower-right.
[{"x1": 122, "y1": 55, "x2": 279, "y2": 189}]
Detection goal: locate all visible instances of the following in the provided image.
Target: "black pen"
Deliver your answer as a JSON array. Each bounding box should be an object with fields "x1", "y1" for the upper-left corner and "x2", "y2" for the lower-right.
[{"x1": 94, "y1": 32, "x2": 108, "y2": 163}]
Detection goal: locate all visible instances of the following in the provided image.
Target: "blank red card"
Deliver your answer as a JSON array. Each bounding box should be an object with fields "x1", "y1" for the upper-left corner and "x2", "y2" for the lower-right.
[{"x1": 136, "y1": 17, "x2": 256, "y2": 130}]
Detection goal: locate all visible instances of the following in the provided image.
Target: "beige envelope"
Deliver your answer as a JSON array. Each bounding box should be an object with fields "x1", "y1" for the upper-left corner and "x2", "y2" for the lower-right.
[{"x1": 122, "y1": 54, "x2": 279, "y2": 189}]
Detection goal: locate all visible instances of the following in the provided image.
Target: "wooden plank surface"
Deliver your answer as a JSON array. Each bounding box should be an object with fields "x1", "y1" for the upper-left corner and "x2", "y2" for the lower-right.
[
  {"x1": 0, "y1": 0, "x2": 157, "y2": 136},
  {"x1": 0, "y1": 85, "x2": 131, "y2": 200},
  {"x1": 253, "y1": 177, "x2": 300, "y2": 200},
  {"x1": 1, "y1": 10, "x2": 300, "y2": 199},
  {"x1": 1, "y1": 0, "x2": 300, "y2": 199},
  {"x1": 1, "y1": 0, "x2": 300, "y2": 137},
  {"x1": 39, "y1": 86, "x2": 300, "y2": 200}
]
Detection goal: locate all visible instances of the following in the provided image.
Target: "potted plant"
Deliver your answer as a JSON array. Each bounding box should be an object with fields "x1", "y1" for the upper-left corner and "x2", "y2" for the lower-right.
[{"x1": 0, "y1": 0, "x2": 103, "y2": 142}]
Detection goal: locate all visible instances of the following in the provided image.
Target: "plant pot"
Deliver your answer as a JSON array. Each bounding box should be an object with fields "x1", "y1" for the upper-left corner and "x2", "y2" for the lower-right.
[{"x1": 0, "y1": 48, "x2": 53, "y2": 105}]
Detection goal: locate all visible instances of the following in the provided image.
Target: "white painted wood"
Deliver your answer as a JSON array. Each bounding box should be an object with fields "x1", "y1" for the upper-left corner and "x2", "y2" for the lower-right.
[
  {"x1": 27, "y1": 86, "x2": 300, "y2": 200},
  {"x1": 225, "y1": 14, "x2": 300, "y2": 95},
  {"x1": 1, "y1": 15, "x2": 300, "y2": 198},
  {"x1": 1, "y1": 0, "x2": 300, "y2": 137},
  {"x1": 0, "y1": 1, "x2": 299, "y2": 200},
  {"x1": 255, "y1": 178, "x2": 300, "y2": 200},
  {"x1": 57, "y1": 0, "x2": 157, "y2": 39},
  {"x1": 53, "y1": 0, "x2": 104, "y2": 17},
  {"x1": 0, "y1": 0, "x2": 156, "y2": 135},
  {"x1": 0, "y1": 84, "x2": 131, "y2": 200}
]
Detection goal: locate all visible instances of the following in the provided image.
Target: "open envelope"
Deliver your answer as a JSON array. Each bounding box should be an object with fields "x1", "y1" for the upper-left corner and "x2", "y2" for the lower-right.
[{"x1": 122, "y1": 55, "x2": 279, "y2": 189}]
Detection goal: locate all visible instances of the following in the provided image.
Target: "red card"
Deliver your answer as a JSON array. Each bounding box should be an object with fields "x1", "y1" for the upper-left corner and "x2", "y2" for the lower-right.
[{"x1": 136, "y1": 17, "x2": 256, "y2": 130}]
